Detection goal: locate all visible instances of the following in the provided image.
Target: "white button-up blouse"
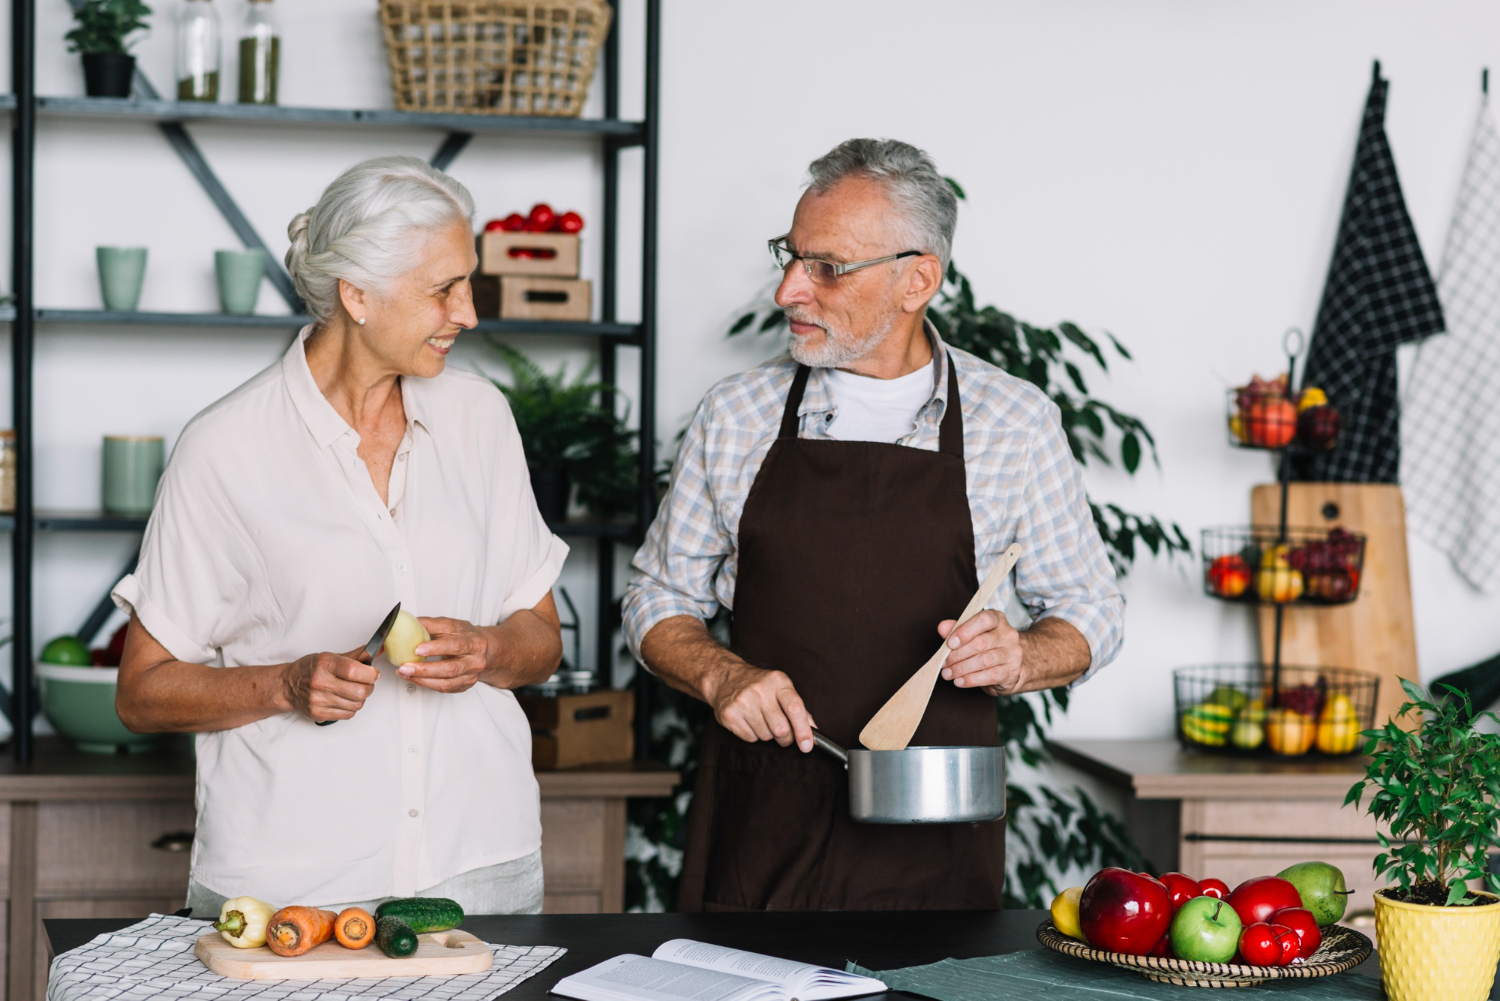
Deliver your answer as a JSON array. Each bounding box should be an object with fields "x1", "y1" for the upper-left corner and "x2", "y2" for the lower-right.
[{"x1": 112, "y1": 328, "x2": 568, "y2": 906}]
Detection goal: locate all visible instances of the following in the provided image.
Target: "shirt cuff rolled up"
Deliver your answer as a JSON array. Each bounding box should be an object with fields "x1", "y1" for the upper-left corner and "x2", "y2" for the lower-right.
[
  {"x1": 498, "y1": 534, "x2": 570, "y2": 621},
  {"x1": 622, "y1": 584, "x2": 719, "y2": 664},
  {"x1": 111, "y1": 574, "x2": 217, "y2": 666}
]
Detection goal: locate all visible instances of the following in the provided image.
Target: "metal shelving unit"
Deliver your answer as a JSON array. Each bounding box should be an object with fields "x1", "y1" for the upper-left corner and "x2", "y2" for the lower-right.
[{"x1": 5, "y1": 1, "x2": 661, "y2": 763}]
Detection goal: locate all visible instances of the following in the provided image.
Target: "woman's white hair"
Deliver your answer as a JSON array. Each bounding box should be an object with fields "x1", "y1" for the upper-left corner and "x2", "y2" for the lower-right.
[{"x1": 286, "y1": 156, "x2": 475, "y2": 323}]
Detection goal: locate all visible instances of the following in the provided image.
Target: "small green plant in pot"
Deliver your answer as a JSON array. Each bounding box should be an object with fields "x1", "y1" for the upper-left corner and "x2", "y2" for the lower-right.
[
  {"x1": 1345, "y1": 679, "x2": 1500, "y2": 1001},
  {"x1": 488, "y1": 341, "x2": 638, "y2": 522},
  {"x1": 65, "y1": 0, "x2": 152, "y2": 98}
]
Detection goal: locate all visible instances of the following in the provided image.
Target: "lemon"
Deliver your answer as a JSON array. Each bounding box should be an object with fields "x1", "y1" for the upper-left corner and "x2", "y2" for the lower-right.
[
  {"x1": 1051, "y1": 885, "x2": 1085, "y2": 940},
  {"x1": 1298, "y1": 387, "x2": 1328, "y2": 412}
]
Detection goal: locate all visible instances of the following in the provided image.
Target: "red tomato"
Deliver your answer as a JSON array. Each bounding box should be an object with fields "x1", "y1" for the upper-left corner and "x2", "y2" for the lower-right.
[
  {"x1": 1199, "y1": 878, "x2": 1230, "y2": 900},
  {"x1": 1238, "y1": 923, "x2": 1281, "y2": 966},
  {"x1": 527, "y1": 203, "x2": 556, "y2": 232},
  {"x1": 1158, "y1": 872, "x2": 1203, "y2": 912},
  {"x1": 500, "y1": 212, "x2": 527, "y2": 232},
  {"x1": 556, "y1": 210, "x2": 584, "y2": 233},
  {"x1": 1268, "y1": 907, "x2": 1321, "y2": 960},
  {"x1": 483, "y1": 218, "x2": 508, "y2": 232}
]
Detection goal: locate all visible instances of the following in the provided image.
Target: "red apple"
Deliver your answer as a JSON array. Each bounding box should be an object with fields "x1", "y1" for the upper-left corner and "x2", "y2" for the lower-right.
[
  {"x1": 1149, "y1": 932, "x2": 1173, "y2": 957},
  {"x1": 1268, "y1": 906, "x2": 1321, "y2": 960},
  {"x1": 1238, "y1": 922, "x2": 1281, "y2": 966},
  {"x1": 1199, "y1": 877, "x2": 1230, "y2": 900},
  {"x1": 1079, "y1": 867, "x2": 1173, "y2": 955},
  {"x1": 1158, "y1": 871, "x2": 1203, "y2": 912},
  {"x1": 1228, "y1": 876, "x2": 1303, "y2": 926},
  {"x1": 1270, "y1": 923, "x2": 1299, "y2": 965}
]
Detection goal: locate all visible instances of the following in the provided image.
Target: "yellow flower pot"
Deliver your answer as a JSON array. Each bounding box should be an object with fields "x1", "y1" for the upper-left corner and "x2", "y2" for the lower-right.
[{"x1": 1375, "y1": 888, "x2": 1500, "y2": 1001}]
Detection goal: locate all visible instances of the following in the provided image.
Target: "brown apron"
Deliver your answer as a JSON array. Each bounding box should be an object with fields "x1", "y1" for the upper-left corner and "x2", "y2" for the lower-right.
[{"x1": 676, "y1": 356, "x2": 1006, "y2": 912}]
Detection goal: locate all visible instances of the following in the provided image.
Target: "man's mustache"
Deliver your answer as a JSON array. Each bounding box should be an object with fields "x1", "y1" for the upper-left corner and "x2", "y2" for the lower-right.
[{"x1": 782, "y1": 306, "x2": 824, "y2": 330}]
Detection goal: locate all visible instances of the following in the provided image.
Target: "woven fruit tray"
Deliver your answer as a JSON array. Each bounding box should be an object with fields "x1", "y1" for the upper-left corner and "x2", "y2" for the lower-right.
[{"x1": 1036, "y1": 918, "x2": 1371, "y2": 988}]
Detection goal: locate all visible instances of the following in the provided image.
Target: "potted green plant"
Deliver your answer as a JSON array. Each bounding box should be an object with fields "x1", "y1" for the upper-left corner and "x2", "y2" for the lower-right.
[
  {"x1": 1345, "y1": 679, "x2": 1500, "y2": 1001},
  {"x1": 488, "y1": 341, "x2": 638, "y2": 522},
  {"x1": 66, "y1": 0, "x2": 152, "y2": 99}
]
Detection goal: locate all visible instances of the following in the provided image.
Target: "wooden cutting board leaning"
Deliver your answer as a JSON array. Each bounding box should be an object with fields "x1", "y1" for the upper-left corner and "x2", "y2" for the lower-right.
[
  {"x1": 194, "y1": 930, "x2": 494, "y2": 980},
  {"x1": 1251, "y1": 483, "x2": 1417, "y2": 729}
]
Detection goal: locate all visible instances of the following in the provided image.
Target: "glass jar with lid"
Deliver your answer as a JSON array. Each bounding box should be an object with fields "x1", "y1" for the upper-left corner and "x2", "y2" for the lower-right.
[
  {"x1": 176, "y1": 0, "x2": 221, "y2": 102},
  {"x1": 237, "y1": 0, "x2": 279, "y2": 105}
]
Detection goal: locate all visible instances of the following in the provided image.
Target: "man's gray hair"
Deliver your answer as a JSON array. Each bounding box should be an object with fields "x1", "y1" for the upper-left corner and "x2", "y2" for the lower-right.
[
  {"x1": 806, "y1": 138, "x2": 956, "y2": 272},
  {"x1": 286, "y1": 156, "x2": 475, "y2": 323}
]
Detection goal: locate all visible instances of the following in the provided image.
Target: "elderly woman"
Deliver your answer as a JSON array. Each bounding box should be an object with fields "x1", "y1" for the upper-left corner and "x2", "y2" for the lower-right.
[{"x1": 112, "y1": 156, "x2": 567, "y2": 916}]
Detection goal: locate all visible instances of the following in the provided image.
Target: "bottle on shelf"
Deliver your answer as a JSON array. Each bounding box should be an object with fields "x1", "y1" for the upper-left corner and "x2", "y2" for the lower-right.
[
  {"x1": 176, "y1": 0, "x2": 221, "y2": 102},
  {"x1": 237, "y1": 0, "x2": 279, "y2": 105}
]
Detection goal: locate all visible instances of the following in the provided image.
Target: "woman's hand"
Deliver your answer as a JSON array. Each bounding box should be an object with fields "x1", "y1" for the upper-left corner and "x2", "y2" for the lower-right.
[
  {"x1": 283, "y1": 647, "x2": 380, "y2": 722},
  {"x1": 399, "y1": 617, "x2": 492, "y2": 694}
]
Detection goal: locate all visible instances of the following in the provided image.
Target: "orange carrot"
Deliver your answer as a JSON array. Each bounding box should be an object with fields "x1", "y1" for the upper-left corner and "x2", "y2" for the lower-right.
[
  {"x1": 334, "y1": 907, "x2": 376, "y2": 949},
  {"x1": 266, "y1": 906, "x2": 337, "y2": 957}
]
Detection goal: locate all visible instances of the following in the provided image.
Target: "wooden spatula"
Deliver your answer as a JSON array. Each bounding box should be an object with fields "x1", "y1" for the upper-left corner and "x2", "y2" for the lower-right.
[{"x1": 858, "y1": 544, "x2": 1023, "y2": 751}]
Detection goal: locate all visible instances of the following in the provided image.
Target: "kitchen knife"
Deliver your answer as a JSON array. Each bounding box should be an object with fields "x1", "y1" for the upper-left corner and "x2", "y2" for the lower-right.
[{"x1": 316, "y1": 601, "x2": 402, "y2": 726}]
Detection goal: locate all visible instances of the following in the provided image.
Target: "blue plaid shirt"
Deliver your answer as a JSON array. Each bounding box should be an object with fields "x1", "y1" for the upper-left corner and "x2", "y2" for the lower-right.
[{"x1": 623, "y1": 328, "x2": 1125, "y2": 680}]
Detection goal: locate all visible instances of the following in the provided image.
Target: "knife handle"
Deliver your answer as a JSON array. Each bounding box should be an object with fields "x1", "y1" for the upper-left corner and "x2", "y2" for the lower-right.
[{"x1": 316, "y1": 720, "x2": 336, "y2": 727}]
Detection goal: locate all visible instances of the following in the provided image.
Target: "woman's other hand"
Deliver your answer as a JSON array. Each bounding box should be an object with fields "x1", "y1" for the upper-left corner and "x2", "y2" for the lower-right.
[
  {"x1": 284, "y1": 648, "x2": 380, "y2": 722},
  {"x1": 400, "y1": 617, "x2": 491, "y2": 693},
  {"x1": 399, "y1": 593, "x2": 562, "y2": 693}
]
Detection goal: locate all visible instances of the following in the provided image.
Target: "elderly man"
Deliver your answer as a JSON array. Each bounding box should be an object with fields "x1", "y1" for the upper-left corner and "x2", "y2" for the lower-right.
[{"x1": 623, "y1": 138, "x2": 1123, "y2": 912}]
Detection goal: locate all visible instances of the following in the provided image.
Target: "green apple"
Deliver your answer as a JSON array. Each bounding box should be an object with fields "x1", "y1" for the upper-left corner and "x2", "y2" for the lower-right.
[
  {"x1": 1276, "y1": 861, "x2": 1350, "y2": 927},
  {"x1": 40, "y1": 635, "x2": 91, "y2": 666},
  {"x1": 1204, "y1": 685, "x2": 1250, "y2": 714},
  {"x1": 383, "y1": 610, "x2": 431, "y2": 668},
  {"x1": 1170, "y1": 895, "x2": 1242, "y2": 963},
  {"x1": 1230, "y1": 718, "x2": 1264, "y2": 749}
]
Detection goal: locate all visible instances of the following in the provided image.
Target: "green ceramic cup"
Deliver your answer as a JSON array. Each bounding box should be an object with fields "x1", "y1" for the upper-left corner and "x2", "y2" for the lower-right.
[
  {"x1": 102, "y1": 435, "x2": 164, "y2": 516},
  {"x1": 215, "y1": 248, "x2": 266, "y2": 315},
  {"x1": 96, "y1": 246, "x2": 148, "y2": 311}
]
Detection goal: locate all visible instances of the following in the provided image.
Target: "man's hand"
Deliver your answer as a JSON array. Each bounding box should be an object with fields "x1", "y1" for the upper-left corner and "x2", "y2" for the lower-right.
[
  {"x1": 703, "y1": 663, "x2": 817, "y2": 752},
  {"x1": 397, "y1": 616, "x2": 491, "y2": 694},
  {"x1": 939, "y1": 610, "x2": 1023, "y2": 696},
  {"x1": 284, "y1": 647, "x2": 380, "y2": 722}
]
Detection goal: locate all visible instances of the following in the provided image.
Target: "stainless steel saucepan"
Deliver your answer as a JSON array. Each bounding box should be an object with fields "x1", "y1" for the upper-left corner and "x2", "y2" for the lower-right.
[{"x1": 811, "y1": 730, "x2": 1006, "y2": 824}]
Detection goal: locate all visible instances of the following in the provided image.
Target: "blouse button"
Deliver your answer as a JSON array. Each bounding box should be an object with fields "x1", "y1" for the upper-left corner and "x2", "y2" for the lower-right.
[
  {"x1": 398, "y1": 563, "x2": 407, "y2": 572},
  {"x1": 406, "y1": 683, "x2": 416, "y2": 694},
  {"x1": 408, "y1": 808, "x2": 419, "y2": 818}
]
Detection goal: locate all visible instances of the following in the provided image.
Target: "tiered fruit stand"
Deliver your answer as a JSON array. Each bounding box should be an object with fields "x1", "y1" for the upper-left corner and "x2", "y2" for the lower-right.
[{"x1": 1176, "y1": 331, "x2": 1380, "y2": 757}]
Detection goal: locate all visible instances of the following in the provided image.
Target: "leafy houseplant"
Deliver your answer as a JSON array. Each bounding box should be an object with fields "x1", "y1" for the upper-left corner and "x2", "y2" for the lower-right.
[
  {"x1": 1346, "y1": 679, "x2": 1500, "y2": 1001},
  {"x1": 627, "y1": 178, "x2": 1180, "y2": 911},
  {"x1": 487, "y1": 341, "x2": 638, "y2": 521},
  {"x1": 65, "y1": 0, "x2": 151, "y2": 98}
]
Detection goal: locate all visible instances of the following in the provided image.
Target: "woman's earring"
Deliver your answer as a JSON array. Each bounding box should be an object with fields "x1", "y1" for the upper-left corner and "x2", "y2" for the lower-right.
[{"x1": 358, "y1": 317, "x2": 366, "y2": 326}]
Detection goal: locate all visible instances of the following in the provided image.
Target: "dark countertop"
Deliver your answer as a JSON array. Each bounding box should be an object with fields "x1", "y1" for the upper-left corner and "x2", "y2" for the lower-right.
[{"x1": 44, "y1": 910, "x2": 1451, "y2": 999}]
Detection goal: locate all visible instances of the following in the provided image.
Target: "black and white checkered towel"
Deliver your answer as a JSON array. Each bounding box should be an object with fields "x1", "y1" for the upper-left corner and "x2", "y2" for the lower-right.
[
  {"x1": 1404, "y1": 99, "x2": 1500, "y2": 590},
  {"x1": 1291, "y1": 64, "x2": 1445, "y2": 484},
  {"x1": 45, "y1": 914, "x2": 565, "y2": 1001}
]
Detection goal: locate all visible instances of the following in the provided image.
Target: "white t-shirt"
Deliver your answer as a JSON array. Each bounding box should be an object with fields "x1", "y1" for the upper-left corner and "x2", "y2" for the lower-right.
[
  {"x1": 825, "y1": 362, "x2": 936, "y2": 443},
  {"x1": 112, "y1": 327, "x2": 568, "y2": 906}
]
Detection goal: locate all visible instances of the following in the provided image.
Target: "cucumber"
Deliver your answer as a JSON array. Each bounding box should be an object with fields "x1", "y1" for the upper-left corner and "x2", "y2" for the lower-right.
[
  {"x1": 375, "y1": 916, "x2": 418, "y2": 958},
  {"x1": 374, "y1": 896, "x2": 464, "y2": 934}
]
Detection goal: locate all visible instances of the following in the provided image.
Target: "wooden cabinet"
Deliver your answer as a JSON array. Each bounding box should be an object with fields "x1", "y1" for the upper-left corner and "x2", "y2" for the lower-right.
[
  {"x1": 1053, "y1": 739, "x2": 1383, "y2": 919},
  {"x1": 2, "y1": 742, "x2": 677, "y2": 1000}
]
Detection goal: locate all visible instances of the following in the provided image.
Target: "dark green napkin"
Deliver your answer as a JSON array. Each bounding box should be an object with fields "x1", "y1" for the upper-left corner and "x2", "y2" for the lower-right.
[{"x1": 848, "y1": 949, "x2": 1385, "y2": 1000}]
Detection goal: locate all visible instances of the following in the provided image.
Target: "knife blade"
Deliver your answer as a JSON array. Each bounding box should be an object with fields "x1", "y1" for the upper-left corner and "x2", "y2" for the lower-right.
[{"x1": 317, "y1": 601, "x2": 402, "y2": 726}]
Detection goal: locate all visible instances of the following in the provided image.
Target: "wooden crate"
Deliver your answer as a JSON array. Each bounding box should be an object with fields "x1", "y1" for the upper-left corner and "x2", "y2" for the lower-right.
[
  {"x1": 519, "y1": 689, "x2": 634, "y2": 770},
  {"x1": 480, "y1": 231, "x2": 580, "y2": 277},
  {"x1": 500, "y1": 276, "x2": 591, "y2": 321}
]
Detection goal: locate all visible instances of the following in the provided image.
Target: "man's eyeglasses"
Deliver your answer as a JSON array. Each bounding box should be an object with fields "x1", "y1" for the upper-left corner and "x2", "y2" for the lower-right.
[{"x1": 768, "y1": 238, "x2": 921, "y2": 287}]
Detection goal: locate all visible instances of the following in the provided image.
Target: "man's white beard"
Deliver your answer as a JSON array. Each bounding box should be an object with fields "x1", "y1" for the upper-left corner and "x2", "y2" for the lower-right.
[{"x1": 785, "y1": 307, "x2": 895, "y2": 368}]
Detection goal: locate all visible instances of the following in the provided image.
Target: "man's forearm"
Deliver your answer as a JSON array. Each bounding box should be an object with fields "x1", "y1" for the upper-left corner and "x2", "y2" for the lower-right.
[
  {"x1": 1000, "y1": 617, "x2": 1092, "y2": 695},
  {"x1": 638, "y1": 614, "x2": 747, "y2": 705}
]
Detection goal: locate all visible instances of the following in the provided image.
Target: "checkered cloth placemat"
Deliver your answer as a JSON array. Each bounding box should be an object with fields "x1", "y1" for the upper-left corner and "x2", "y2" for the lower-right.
[
  {"x1": 1403, "y1": 99, "x2": 1500, "y2": 590},
  {"x1": 46, "y1": 914, "x2": 566, "y2": 1001}
]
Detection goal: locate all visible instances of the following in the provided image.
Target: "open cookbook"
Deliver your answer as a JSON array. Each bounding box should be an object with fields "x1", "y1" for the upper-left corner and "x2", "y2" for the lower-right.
[{"x1": 550, "y1": 939, "x2": 888, "y2": 1001}]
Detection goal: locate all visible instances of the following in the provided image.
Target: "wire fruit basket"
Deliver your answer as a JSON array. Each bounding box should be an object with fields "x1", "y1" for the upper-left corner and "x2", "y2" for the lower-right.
[
  {"x1": 379, "y1": 0, "x2": 612, "y2": 116},
  {"x1": 1201, "y1": 526, "x2": 1365, "y2": 605},
  {"x1": 1174, "y1": 664, "x2": 1378, "y2": 757},
  {"x1": 1225, "y1": 383, "x2": 1340, "y2": 451}
]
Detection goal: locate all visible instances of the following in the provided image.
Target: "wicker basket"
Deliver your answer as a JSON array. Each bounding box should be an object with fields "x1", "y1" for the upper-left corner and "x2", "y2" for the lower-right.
[{"x1": 379, "y1": 1, "x2": 612, "y2": 117}]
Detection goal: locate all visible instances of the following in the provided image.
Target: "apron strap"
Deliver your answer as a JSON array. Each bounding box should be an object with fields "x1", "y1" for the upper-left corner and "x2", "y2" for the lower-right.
[
  {"x1": 939, "y1": 353, "x2": 964, "y2": 458},
  {"x1": 778, "y1": 365, "x2": 813, "y2": 439}
]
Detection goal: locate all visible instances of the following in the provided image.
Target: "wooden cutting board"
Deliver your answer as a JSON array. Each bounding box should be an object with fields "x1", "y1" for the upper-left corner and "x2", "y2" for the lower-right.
[
  {"x1": 1251, "y1": 482, "x2": 1418, "y2": 729},
  {"x1": 195, "y1": 929, "x2": 493, "y2": 980}
]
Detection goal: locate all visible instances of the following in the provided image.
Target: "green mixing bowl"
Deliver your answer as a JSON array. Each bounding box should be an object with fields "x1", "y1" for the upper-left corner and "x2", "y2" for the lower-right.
[{"x1": 36, "y1": 662, "x2": 162, "y2": 754}]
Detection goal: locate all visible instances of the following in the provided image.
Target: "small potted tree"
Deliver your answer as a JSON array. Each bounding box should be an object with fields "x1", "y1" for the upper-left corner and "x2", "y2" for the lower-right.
[
  {"x1": 66, "y1": 0, "x2": 152, "y2": 99},
  {"x1": 1346, "y1": 679, "x2": 1500, "y2": 1001}
]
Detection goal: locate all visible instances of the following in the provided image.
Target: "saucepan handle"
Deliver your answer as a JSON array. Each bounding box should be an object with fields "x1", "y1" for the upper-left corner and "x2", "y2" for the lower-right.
[{"x1": 810, "y1": 729, "x2": 848, "y2": 766}]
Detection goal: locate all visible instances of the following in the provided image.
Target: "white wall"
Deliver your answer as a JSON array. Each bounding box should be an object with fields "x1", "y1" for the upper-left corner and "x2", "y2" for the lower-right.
[{"x1": 3, "y1": 1, "x2": 1499, "y2": 744}]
